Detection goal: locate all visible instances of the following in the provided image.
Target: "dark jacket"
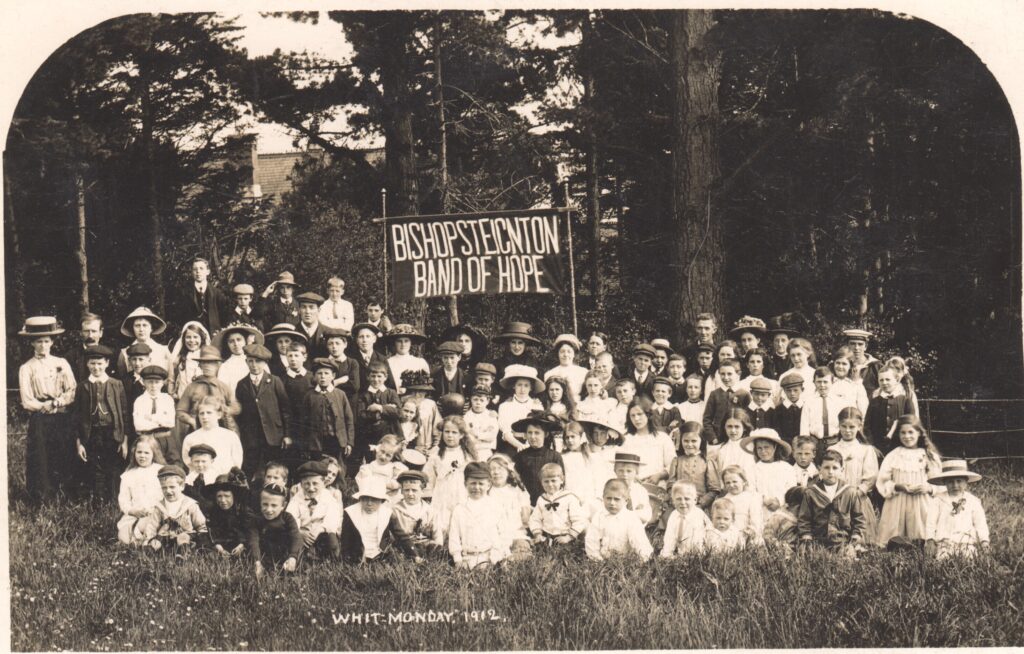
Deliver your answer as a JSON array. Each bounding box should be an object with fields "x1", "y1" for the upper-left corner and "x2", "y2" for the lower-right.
[
  {"x1": 75, "y1": 377, "x2": 128, "y2": 443},
  {"x1": 247, "y1": 511, "x2": 302, "y2": 564},
  {"x1": 282, "y1": 370, "x2": 314, "y2": 439},
  {"x1": 515, "y1": 447, "x2": 564, "y2": 505},
  {"x1": 175, "y1": 283, "x2": 230, "y2": 335},
  {"x1": 295, "y1": 322, "x2": 329, "y2": 360},
  {"x1": 65, "y1": 342, "x2": 120, "y2": 382},
  {"x1": 769, "y1": 402, "x2": 803, "y2": 445},
  {"x1": 431, "y1": 366, "x2": 468, "y2": 399},
  {"x1": 797, "y1": 479, "x2": 868, "y2": 546},
  {"x1": 235, "y1": 373, "x2": 291, "y2": 447},
  {"x1": 207, "y1": 504, "x2": 252, "y2": 548},
  {"x1": 701, "y1": 387, "x2": 752, "y2": 444},
  {"x1": 301, "y1": 387, "x2": 355, "y2": 452},
  {"x1": 864, "y1": 393, "x2": 916, "y2": 451},
  {"x1": 350, "y1": 349, "x2": 397, "y2": 392},
  {"x1": 356, "y1": 387, "x2": 401, "y2": 451},
  {"x1": 259, "y1": 297, "x2": 300, "y2": 328}
]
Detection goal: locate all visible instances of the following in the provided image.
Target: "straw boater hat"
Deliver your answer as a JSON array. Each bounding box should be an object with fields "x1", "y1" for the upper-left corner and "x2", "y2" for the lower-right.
[
  {"x1": 740, "y1": 428, "x2": 792, "y2": 458},
  {"x1": 492, "y1": 321, "x2": 542, "y2": 347},
  {"x1": 498, "y1": 364, "x2": 546, "y2": 394},
  {"x1": 352, "y1": 477, "x2": 389, "y2": 501},
  {"x1": 18, "y1": 316, "x2": 65, "y2": 338},
  {"x1": 842, "y1": 328, "x2": 874, "y2": 342},
  {"x1": 399, "y1": 449, "x2": 427, "y2": 469},
  {"x1": 729, "y1": 316, "x2": 767, "y2": 340},
  {"x1": 213, "y1": 322, "x2": 265, "y2": 350},
  {"x1": 614, "y1": 451, "x2": 642, "y2": 466},
  {"x1": 927, "y1": 459, "x2": 982, "y2": 484},
  {"x1": 381, "y1": 323, "x2": 426, "y2": 347},
  {"x1": 650, "y1": 338, "x2": 674, "y2": 355},
  {"x1": 439, "y1": 324, "x2": 488, "y2": 357},
  {"x1": 120, "y1": 306, "x2": 167, "y2": 337},
  {"x1": 264, "y1": 322, "x2": 308, "y2": 344},
  {"x1": 511, "y1": 409, "x2": 561, "y2": 433}
]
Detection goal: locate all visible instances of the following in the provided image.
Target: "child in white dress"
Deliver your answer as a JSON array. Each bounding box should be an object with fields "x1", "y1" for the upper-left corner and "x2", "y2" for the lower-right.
[
  {"x1": 720, "y1": 465, "x2": 764, "y2": 543},
  {"x1": 741, "y1": 428, "x2": 797, "y2": 517},
  {"x1": 828, "y1": 407, "x2": 879, "y2": 495},
  {"x1": 116, "y1": 435, "x2": 165, "y2": 544},
  {"x1": 876, "y1": 415, "x2": 943, "y2": 547},
  {"x1": 425, "y1": 416, "x2": 478, "y2": 542},
  {"x1": 926, "y1": 460, "x2": 989, "y2": 559}
]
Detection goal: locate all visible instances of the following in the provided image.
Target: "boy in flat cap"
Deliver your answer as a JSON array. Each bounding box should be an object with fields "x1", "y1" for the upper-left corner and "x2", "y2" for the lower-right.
[
  {"x1": 75, "y1": 344, "x2": 129, "y2": 502},
  {"x1": 300, "y1": 358, "x2": 355, "y2": 463},
  {"x1": 133, "y1": 464, "x2": 209, "y2": 551},
  {"x1": 286, "y1": 461, "x2": 342, "y2": 560},
  {"x1": 432, "y1": 340, "x2": 470, "y2": 398},
  {"x1": 133, "y1": 365, "x2": 178, "y2": 464},
  {"x1": 295, "y1": 292, "x2": 329, "y2": 360},
  {"x1": 228, "y1": 283, "x2": 263, "y2": 332},
  {"x1": 236, "y1": 343, "x2": 291, "y2": 478}
]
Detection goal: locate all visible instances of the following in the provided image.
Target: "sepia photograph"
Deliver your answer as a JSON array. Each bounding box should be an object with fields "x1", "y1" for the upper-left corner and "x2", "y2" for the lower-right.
[{"x1": 3, "y1": 2, "x2": 1023, "y2": 650}]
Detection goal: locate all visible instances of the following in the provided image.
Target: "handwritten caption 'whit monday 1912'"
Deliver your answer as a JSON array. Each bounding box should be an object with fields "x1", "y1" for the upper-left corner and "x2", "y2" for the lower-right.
[{"x1": 331, "y1": 609, "x2": 505, "y2": 626}]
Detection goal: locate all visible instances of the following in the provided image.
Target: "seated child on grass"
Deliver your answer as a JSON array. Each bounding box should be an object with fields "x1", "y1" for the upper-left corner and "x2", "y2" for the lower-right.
[
  {"x1": 391, "y1": 470, "x2": 442, "y2": 552},
  {"x1": 202, "y1": 469, "x2": 252, "y2": 558},
  {"x1": 117, "y1": 435, "x2": 165, "y2": 545},
  {"x1": 528, "y1": 463, "x2": 587, "y2": 546},
  {"x1": 340, "y1": 477, "x2": 419, "y2": 564},
  {"x1": 660, "y1": 481, "x2": 712, "y2": 558},
  {"x1": 926, "y1": 459, "x2": 990, "y2": 560},
  {"x1": 449, "y1": 462, "x2": 510, "y2": 569},
  {"x1": 667, "y1": 422, "x2": 714, "y2": 510},
  {"x1": 584, "y1": 478, "x2": 653, "y2": 561},
  {"x1": 487, "y1": 454, "x2": 533, "y2": 560},
  {"x1": 251, "y1": 461, "x2": 289, "y2": 512},
  {"x1": 764, "y1": 486, "x2": 805, "y2": 553},
  {"x1": 133, "y1": 465, "x2": 209, "y2": 552},
  {"x1": 719, "y1": 465, "x2": 764, "y2": 544},
  {"x1": 183, "y1": 443, "x2": 217, "y2": 508},
  {"x1": 798, "y1": 450, "x2": 869, "y2": 558},
  {"x1": 705, "y1": 497, "x2": 745, "y2": 552},
  {"x1": 286, "y1": 461, "x2": 342, "y2": 560},
  {"x1": 248, "y1": 483, "x2": 301, "y2": 577}
]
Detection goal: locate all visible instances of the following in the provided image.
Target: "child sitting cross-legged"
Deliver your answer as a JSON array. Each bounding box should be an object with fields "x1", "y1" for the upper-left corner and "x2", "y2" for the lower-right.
[
  {"x1": 132, "y1": 465, "x2": 209, "y2": 553},
  {"x1": 584, "y1": 478, "x2": 653, "y2": 561},
  {"x1": 340, "y1": 477, "x2": 419, "y2": 564},
  {"x1": 202, "y1": 468, "x2": 252, "y2": 558},
  {"x1": 391, "y1": 470, "x2": 442, "y2": 553},
  {"x1": 248, "y1": 483, "x2": 301, "y2": 578},
  {"x1": 798, "y1": 450, "x2": 869, "y2": 558},
  {"x1": 528, "y1": 463, "x2": 587, "y2": 546},
  {"x1": 660, "y1": 481, "x2": 713, "y2": 558},
  {"x1": 286, "y1": 461, "x2": 342, "y2": 560}
]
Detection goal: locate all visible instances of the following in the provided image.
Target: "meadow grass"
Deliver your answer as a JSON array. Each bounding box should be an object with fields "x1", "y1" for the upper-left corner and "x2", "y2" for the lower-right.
[{"x1": 8, "y1": 427, "x2": 1024, "y2": 651}]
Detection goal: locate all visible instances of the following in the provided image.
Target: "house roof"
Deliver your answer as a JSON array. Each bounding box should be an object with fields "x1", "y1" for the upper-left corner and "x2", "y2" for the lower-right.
[{"x1": 256, "y1": 150, "x2": 324, "y2": 198}]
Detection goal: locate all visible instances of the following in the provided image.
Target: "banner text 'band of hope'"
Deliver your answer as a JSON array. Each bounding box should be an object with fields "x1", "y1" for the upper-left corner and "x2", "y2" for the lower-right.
[{"x1": 387, "y1": 210, "x2": 567, "y2": 301}]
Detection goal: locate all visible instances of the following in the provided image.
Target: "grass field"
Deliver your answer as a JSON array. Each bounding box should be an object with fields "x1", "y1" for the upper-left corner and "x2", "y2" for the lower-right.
[{"x1": 8, "y1": 426, "x2": 1024, "y2": 651}]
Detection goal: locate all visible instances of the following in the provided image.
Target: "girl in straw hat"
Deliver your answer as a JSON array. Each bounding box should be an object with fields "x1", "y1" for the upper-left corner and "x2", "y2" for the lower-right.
[
  {"x1": 18, "y1": 317, "x2": 78, "y2": 501},
  {"x1": 925, "y1": 460, "x2": 989, "y2": 559}
]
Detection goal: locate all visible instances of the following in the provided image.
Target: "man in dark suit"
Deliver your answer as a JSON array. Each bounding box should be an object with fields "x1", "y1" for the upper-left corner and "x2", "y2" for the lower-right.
[
  {"x1": 174, "y1": 257, "x2": 229, "y2": 335},
  {"x1": 64, "y1": 312, "x2": 119, "y2": 382},
  {"x1": 74, "y1": 345, "x2": 128, "y2": 502},
  {"x1": 258, "y1": 271, "x2": 301, "y2": 327},
  {"x1": 681, "y1": 312, "x2": 719, "y2": 375},
  {"x1": 235, "y1": 344, "x2": 291, "y2": 479},
  {"x1": 623, "y1": 343, "x2": 658, "y2": 402},
  {"x1": 295, "y1": 292, "x2": 329, "y2": 360}
]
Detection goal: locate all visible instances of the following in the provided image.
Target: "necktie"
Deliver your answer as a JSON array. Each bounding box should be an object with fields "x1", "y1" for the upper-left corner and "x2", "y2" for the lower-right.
[
  {"x1": 951, "y1": 498, "x2": 966, "y2": 515},
  {"x1": 332, "y1": 302, "x2": 338, "y2": 320},
  {"x1": 307, "y1": 498, "x2": 318, "y2": 509},
  {"x1": 151, "y1": 396, "x2": 157, "y2": 415},
  {"x1": 821, "y1": 395, "x2": 829, "y2": 438},
  {"x1": 91, "y1": 381, "x2": 101, "y2": 414}
]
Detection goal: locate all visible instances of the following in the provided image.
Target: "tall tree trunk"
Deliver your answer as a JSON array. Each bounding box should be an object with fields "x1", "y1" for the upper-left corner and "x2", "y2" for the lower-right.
[
  {"x1": 74, "y1": 169, "x2": 90, "y2": 314},
  {"x1": 668, "y1": 10, "x2": 724, "y2": 343},
  {"x1": 141, "y1": 84, "x2": 165, "y2": 315},
  {"x1": 583, "y1": 15, "x2": 602, "y2": 305},
  {"x1": 3, "y1": 157, "x2": 27, "y2": 325},
  {"x1": 380, "y1": 14, "x2": 425, "y2": 331},
  {"x1": 434, "y1": 21, "x2": 459, "y2": 327}
]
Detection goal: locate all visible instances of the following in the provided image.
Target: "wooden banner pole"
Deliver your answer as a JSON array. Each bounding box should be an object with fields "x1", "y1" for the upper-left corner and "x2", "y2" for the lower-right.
[
  {"x1": 381, "y1": 187, "x2": 388, "y2": 311},
  {"x1": 563, "y1": 180, "x2": 579, "y2": 335}
]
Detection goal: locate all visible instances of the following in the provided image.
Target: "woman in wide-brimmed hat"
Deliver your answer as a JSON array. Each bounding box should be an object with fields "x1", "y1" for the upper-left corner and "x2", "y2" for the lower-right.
[
  {"x1": 212, "y1": 322, "x2": 264, "y2": 390},
  {"x1": 491, "y1": 321, "x2": 543, "y2": 382},
  {"x1": 544, "y1": 333, "x2": 589, "y2": 402},
  {"x1": 381, "y1": 324, "x2": 429, "y2": 395},
  {"x1": 118, "y1": 306, "x2": 172, "y2": 378},
  {"x1": 17, "y1": 317, "x2": 77, "y2": 502}
]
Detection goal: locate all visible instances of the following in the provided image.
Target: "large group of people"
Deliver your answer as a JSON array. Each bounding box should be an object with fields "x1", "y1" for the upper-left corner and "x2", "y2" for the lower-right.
[{"x1": 16, "y1": 261, "x2": 990, "y2": 574}]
